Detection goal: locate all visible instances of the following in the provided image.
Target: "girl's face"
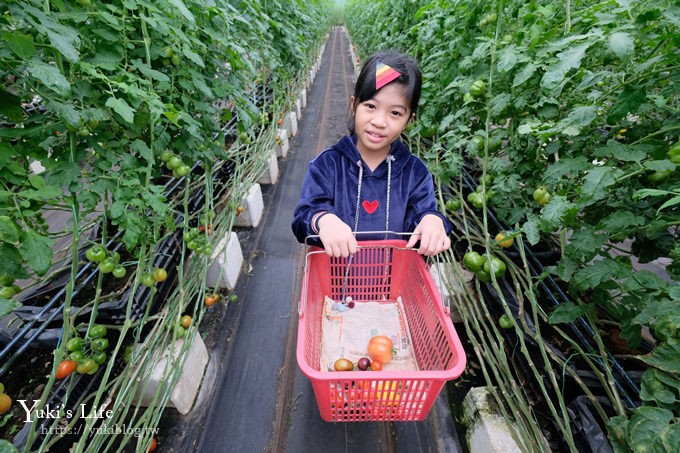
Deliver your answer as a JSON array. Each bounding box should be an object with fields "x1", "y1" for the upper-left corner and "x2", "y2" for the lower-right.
[{"x1": 351, "y1": 83, "x2": 412, "y2": 159}]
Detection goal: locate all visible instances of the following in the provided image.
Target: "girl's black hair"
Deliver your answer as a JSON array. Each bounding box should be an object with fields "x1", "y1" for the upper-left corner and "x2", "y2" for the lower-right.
[{"x1": 349, "y1": 51, "x2": 422, "y2": 133}]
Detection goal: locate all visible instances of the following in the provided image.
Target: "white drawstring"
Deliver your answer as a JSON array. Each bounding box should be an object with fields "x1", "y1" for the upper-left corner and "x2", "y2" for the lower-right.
[{"x1": 352, "y1": 155, "x2": 393, "y2": 234}]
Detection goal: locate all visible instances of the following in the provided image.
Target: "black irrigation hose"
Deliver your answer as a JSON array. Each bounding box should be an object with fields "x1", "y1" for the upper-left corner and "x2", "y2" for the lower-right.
[{"x1": 458, "y1": 164, "x2": 640, "y2": 409}]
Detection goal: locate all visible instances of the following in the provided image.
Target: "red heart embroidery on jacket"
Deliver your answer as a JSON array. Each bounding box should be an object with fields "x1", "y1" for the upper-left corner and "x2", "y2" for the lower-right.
[{"x1": 362, "y1": 200, "x2": 379, "y2": 214}]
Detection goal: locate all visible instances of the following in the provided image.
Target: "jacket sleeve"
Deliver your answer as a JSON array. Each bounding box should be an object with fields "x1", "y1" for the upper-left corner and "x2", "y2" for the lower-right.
[
  {"x1": 291, "y1": 155, "x2": 338, "y2": 244},
  {"x1": 405, "y1": 163, "x2": 453, "y2": 235}
]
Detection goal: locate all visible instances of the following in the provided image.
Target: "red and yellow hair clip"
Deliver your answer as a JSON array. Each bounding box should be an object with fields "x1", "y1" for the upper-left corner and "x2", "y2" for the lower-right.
[{"x1": 375, "y1": 61, "x2": 401, "y2": 90}]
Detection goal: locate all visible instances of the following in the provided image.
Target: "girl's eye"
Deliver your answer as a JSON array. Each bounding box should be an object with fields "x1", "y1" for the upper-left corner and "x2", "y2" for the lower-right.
[{"x1": 391, "y1": 111, "x2": 403, "y2": 117}]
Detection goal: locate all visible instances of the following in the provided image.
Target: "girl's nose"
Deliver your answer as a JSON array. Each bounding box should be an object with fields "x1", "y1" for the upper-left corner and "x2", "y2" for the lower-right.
[{"x1": 371, "y1": 111, "x2": 388, "y2": 128}]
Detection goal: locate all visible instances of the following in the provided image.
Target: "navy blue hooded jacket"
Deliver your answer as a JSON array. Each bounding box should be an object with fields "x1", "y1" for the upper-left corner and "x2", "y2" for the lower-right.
[{"x1": 292, "y1": 135, "x2": 452, "y2": 244}]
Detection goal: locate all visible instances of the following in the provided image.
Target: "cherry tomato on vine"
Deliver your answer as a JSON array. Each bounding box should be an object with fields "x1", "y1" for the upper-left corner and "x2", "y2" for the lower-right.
[
  {"x1": 159, "y1": 150, "x2": 173, "y2": 162},
  {"x1": 66, "y1": 337, "x2": 84, "y2": 352},
  {"x1": 86, "y1": 245, "x2": 107, "y2": 263},
  {"x1": 533, "y1": 187, "x2": 551, "y2": 206},
  {"x1": 175, "y1": 164, "x2": 191, "y2": 177},
  {"x1": 469, "y1": 80, "x2": 486, "y2": 97},
  {"x1": 0, "y1": 392, "x2": 11, "y2": 415},
  {"x1": 56, "y1": 360, "x2": 78, "y2": 379},
  {"x1": 180, "y1": 315, "x2": 192, "y2": 329},
  {"x1": 204, "y1": 294, "x2": 219, "y2": 306},
  {"x1": 445, "y1": 198, "x2": 461, "y2": 212},
  {"x1": 175, "y1": 325, "x2": 186, "y2": 338},
  {"x1": 147, "y1": 437, "x2": 158, "y2": 452},
  {"x1": 89, "y1": 325, "x2": 107, "y2": 339},
  {"x1": 141, "y1": 273, "x2": 156, "y2": 288},
  {"x1": 112, "y1": 265, "x2": 126, "y2": 278},
  {"x1": 499, "y1": 314, "x2": 513, "y2": 329},
  {"x1": 166, "y1": 156, "x2": 182, "y2": 170},
  {"x1": 495, "y1": 232, "x2": 514, "y2": 248},
  {"x1": 152, "y1": 268, "x2": 168, "y2": 283},
  {"x1": 0, "y1": 286, "x2": 18, "y2": 299},
  {"x1": 77, "y1": 359, "x2": 99, "y2": 375},
  {"x1": 90, "y1": 338, "x2": 109, "y2": 352},
  {"x1": 92, "y1": 351, "x2": 108, "y2": 366},
  {"x1": 0, "y1": 275, "x2": 15, "y2": 286},
  {"x1": 646, "y1": 169, "x2": 673, "y2": 184},
  {"x1": 484, "y1": 256, "x2": 507, "y2": 278},
  {"x1": 69, "y1": 351, "x2": 85, "y2": 362},
  {"x1": 476, "y1": 268, "x2": 492, "y2": 282},
  {"x1": 98, "y1": 258, "x2": 116, "y2": 274},
  {"x1": 463, "y1": 251, "x2": 485, "y2": 272}
]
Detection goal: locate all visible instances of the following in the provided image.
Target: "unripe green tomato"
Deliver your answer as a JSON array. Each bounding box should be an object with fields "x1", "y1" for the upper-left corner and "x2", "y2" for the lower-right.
[{"x1": 469, "y1": 80, "x2": 487, "y2": 97}]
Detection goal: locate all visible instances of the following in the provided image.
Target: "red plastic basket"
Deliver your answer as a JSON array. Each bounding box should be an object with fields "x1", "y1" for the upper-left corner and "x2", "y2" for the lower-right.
[{"x1": 296, "y1": 239, "x2": 466, "y2": 422}]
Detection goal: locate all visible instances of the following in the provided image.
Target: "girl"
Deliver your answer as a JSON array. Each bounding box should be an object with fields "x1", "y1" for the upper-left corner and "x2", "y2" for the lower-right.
[{"x1": 292, "y1": 51, "x2": 452, "y2": 257}]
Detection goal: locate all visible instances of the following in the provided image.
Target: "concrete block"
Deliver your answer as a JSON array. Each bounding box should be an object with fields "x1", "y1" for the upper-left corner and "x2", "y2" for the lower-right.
[
  {"x1": 135, "y1": 333, "x2": 209, "y2": 415},
  {"x1": 295, "y1": 98, "x2": 302, "y2": 121},
  {"x1": 206, "y1": 231, "x2": 243, "y2": 289},
  {"x1": 462, "y1": 387, "x2": 524, "y2": 453},
  {"x1": 257, "y1": 151, "x2": 279, "y2": 185},
  {"x1": 275, "y1": 129, "x2": 289, "y2": 158},
  {"x1": 300, "y1": 88, "x2": 307, "y2": 109},
  {"x1": 284, "y1": 111, "x2": 298, "y2": 137},
  {"x1": 430, "y1": 262, "x2": 474, "y2": 323},
  {"x1": 233, "y1": 183, "x2": 263, "y2": 228}
]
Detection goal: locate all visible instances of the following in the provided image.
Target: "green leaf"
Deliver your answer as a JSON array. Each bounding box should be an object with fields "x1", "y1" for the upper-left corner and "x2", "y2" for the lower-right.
[
  {"x1": 599, "y1": 210, "x2": 646, "y2": 231},
  {"x1": 607, "y1": 85, "x2": 646, "y2": 124},
  {"x1": 522, "y1": 218, "x2": 540, "y2": 245},
  {"x1": 540, "y1": 195, "x2": 574, "y2": 229},
  {"x1": 658, "y1": 423, "x2": 680, "y2": 453},
  {"x1": 0, "y1": 216, "x2": 20, "y2": 244},
  {"x1": 19, "y1": 186, "x2": 63, "y2": 202},
  {"x1": 182, "y1": 48, "x2": 204, "y2": 68},
  {"x1": 642, "y1": 342, "x2": 680, "y2": 374},
  {"x1": 565, "y1": 229, "x2": 607, "y2": 261},
  {"x1": 0, "y1": 298, "x2": 22, "y2": 319},
  {"x1": 497, "y1": 45, "x2": 518, "y2": 72},
  {"x1": 105, "y1": 97, "x2": 135, "y2": 123},
  {"x1": 5, "y1": 31, "x2": 35, "y2": 59},
  {"x1": 608, "y1": 32, "x2": 635, "y2": 61},
  {"x1": 18, "y1": 230, "x2": 54, "y2": 276},
  {"x1": 168, "y1": 0, "x2": 195, "y2": 23},
  {"x1": 627, "y1": 407, "x2": 674, "y2": 452},
  {"x1": 0, "y1": 87, "x2": 23, "y2": 122},
  {"x1": 513, "y1": 62, "x2": 538, "y2": 87},
  {"x1": 580, "y1": 166, "x2": 620, "y2": 201},
  {"x1": 25, "y1": 59, "x2": 71, "y2": 96},
  {"x1": 548, "y1": 301, "x2": 594, "y2": 324},
  {"x1": 50, "y1": 101, "x2": 81, "y2": 128},
  {"x1": 131, "y1": 59, "x2": 170, "y2": 83},
  {"x1": 541, "y1": 43, "x2": 590, "y2": 90},
  {"x1": 131, "y1": 140, "x2": 153, "y2": 162},
  {"x1": 572, "y1": 257, "x2": 626, "y2": 291}
]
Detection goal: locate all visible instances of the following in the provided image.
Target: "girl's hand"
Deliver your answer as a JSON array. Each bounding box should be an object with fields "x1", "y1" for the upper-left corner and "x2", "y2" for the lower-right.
[
  {"x1": 406, "y1": 214, "x2": 451, "y2": 256},
  {"x1": 318, "y1": 214, "x2": 357, "y2": 258}
]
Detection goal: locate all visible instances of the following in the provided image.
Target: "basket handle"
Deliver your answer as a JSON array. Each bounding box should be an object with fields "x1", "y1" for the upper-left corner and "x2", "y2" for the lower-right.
[{"x1": 298, "y1": 233, "x2": 450, "y2": 316}]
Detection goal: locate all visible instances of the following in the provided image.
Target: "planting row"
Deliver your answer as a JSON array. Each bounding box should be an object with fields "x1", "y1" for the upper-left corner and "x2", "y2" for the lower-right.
[
  {"x1": 346, "y1": 0, "x2": 678, "y2": 452},
  {"x1": 0, "y1": 0, "x2": 334, "y2": 451}
]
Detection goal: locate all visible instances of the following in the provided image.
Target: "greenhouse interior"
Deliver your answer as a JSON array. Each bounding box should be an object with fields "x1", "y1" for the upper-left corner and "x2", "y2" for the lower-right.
[{"x1": 0, "y1": 0, "x2": 678, "y2": 452}]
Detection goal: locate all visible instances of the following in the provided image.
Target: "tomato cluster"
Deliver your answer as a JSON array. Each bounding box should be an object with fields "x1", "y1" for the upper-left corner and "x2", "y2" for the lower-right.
[
  {"x1": 159, "y1": 151, "x2": 192, "y2": 178},
  {"x1": 56, "y1": 325, "x2": 111, "y2": 379},
  {"x1": 463, "y1": 251, "x2": 507, "y2": 282},
  {"x1": 86, "y1": 245, "x2": 126, "y2": 279},
  {"x1": 184, "y1": 227, "x2": 213, "y2": 255},
  {"x1": 467, "y1": 184, "x2": 492, "y2": 209}
]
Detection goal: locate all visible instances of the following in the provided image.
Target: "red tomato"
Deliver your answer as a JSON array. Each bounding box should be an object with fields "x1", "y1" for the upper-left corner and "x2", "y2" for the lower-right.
[
  {"x1": 368, "y1": 336, "x2": 394, "y2": 364},
  {"x1": 147, "y1": 437, "x2": 157, "y2": 452},
  {"x1": 370, "y1": 360, "x2": 383, "y2": 371},
  {"x1": 56, "y1": 360, "x2": 78, "y2": 379}
]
